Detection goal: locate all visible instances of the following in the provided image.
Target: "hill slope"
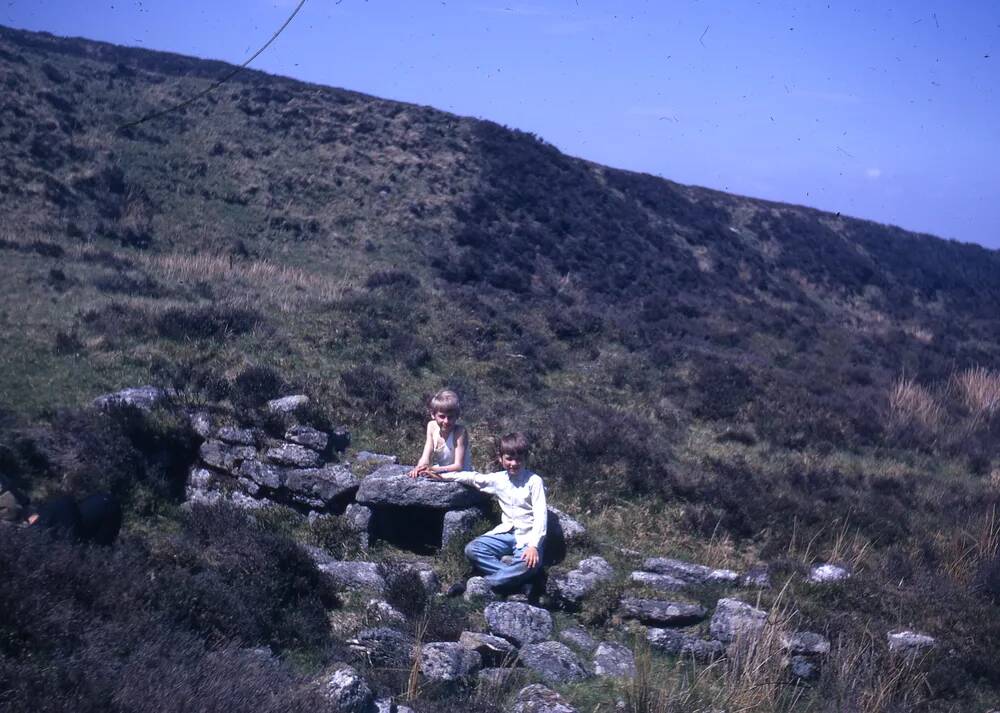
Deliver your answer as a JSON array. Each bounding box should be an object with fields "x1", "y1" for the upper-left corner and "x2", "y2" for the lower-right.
[{"x1": 3, "y1": 25, "x2": 1000, "y2": 709}]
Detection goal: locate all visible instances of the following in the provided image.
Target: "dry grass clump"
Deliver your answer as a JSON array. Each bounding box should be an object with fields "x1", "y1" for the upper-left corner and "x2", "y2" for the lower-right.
[
  {"x1": 137, "y1": 252, "x2": 352, "y2": 308},
  {"x1": 886, "y1": 376, "x2": 942, "y2": 441},
  {"x1": 952, "y1": 366, "x2": 1000, "y2": 426},
  {"x1": 938, "y1": 505, "x2": 1000, "y2": 587}
]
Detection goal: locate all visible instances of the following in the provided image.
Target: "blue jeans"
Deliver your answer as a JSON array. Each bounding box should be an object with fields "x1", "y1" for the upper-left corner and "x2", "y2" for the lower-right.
[{"x1": 465, "y1": 532, "x2": 544, "y2": 593}]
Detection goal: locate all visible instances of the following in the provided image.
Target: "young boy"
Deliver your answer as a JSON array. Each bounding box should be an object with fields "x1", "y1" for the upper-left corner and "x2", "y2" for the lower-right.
[
  {"x1": 428, "y1": 432, "x2": 546, "y2": 594},
  {"x1": 408, "y1": 389, "x2": 472, "y2": 478}
]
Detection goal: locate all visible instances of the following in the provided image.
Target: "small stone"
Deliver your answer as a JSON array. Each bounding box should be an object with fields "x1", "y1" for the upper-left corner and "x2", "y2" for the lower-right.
[
  {"x1": 442, "y1": 507, "x2": 484, "y2": 549},
  {"x1": 549, "y1": 556, "x2": 615, "y2": 607},
  {"x1": 459, "y1": 631, "x2": 518, "y2": 667},
  {"x1": 267, "y1": 394, "x2": 309, "y2": 413},
  {"x1": 592, "y1": 642, "x2": 636, "y2": 679},
  {"x1": 511, "y1": 684, "x2": 578, "y2": 713},
  {"x1": 519, "y1": 641, "x2": 589, "y2": 683},
  {"x1": 709, "y1": 598, "x2": 768, "y2": 646},
  {"x1": 620, "y1": 598, "x2": 707, "y2": 626},
  {"x1": 285, "y1": 424, "x2": 329, "y2": 452},
  {"x1": 808, "y1": 563, "x2": 850, "y2": 584},
  {"x1": 630, "y1": 571, "x2": 687, "y2": 592},
  {"x1": 464, "y1": 576, "x2": 498, "y2": 603},
  {"x1": 642, "y1": 557, "x2": 740, "y2": 586},
  {"x1": 190, "y1": 411, "x2": 212, "y2": 438},
  {"x1": 646, "y1": 628, "x2": 724, "y2": 662},
  {"x1": 284, "y1": 465, "x2": 359, "y2": 505},
  {"x1": 559, "y1": 627, "x2": 598, "y2": 653},
  {"x1": 200, "y1": 440, "x2": 256, "y2": 472},
  {"x1": 887, "y1": 630, "x2": 935, "y2": 656},
  {"x1": 788, "y1": 655, "x2": 819, "y2": 680},
  {"x1": 484, "y1": 602, "x2": 553, "y2": 646},
  {"x1": 217, "y1": 426, "x2": 256, "y2": 446},
  {"x1": 239, "y1": 459, "x2": 285, "y2": 489},
  {"x1": 577, "y1": 556, "x2": 615, "y2": 578},
  {"x1": 365, "y1": 599, "x2": 407, "y2": 628},
  {"x1": 782, "y1": 632, "x2": 831, "y2": 657},
  {"x1": 345, "y1": 504, "x2": 375, "y2": 549},
  {"x1": 93, "y1": 385, "x2": 166, "y2": 410},
  {"x1": 188, "y1": 467, "x2": 213, "y2": 490},
  {"x1": 348, "y1": 628, "x2": 415, "y2": 669},
  {"x1": 330, "y1": 425, "x2": 351, "y2": 452},
  {"x1": 311, "y1": 556, "x2": 386, "y2": 594},
  {"x1": 547, "y1": 506, "x2": 587, "y2": 543},
  {"x1": 265, "y1": 442, "x2": 323, "y2": 468},
  {"x1": 318, "y1": 665, "x2": 374, "y2": 713},
  {"x1": 420, "y1": 642, "x2": 482, "y2": 681},
  {"x1": 742, "y1": 565, "x2": 772, "y2": 588},
  {"x1": 477, "y1": 667, "x2": 516, "y2": 688}
]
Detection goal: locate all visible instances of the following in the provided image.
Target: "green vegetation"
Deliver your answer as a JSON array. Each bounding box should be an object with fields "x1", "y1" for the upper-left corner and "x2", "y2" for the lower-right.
[{"x1": 2, "y1": 24, "x2": 1000, "y2": 712}]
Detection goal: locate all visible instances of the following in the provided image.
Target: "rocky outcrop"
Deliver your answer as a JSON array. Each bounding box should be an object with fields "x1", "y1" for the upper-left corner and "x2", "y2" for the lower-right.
[{"x1": 484, "y1": 602, "x2": 553, "y2": 646}]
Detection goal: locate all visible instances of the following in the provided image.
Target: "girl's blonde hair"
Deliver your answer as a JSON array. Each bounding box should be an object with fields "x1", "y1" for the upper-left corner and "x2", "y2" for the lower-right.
[{"x1": 429, "y1": 389, "x2": 461, "y2": 416}]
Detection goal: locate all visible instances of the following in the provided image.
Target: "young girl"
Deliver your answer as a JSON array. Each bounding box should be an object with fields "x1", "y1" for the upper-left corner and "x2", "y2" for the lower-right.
[{"x1": 408, "y1": 389, "x2": 473, "y2": 478}]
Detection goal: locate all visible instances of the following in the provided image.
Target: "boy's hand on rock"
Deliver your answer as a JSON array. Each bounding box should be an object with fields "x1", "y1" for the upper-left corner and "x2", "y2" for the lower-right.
[
  {"x1": 522, "y1": 546, "x2": 539, "y2": 568},
  {"x1": 424, "y1": 471, "x2": 445, "y2": 481}
]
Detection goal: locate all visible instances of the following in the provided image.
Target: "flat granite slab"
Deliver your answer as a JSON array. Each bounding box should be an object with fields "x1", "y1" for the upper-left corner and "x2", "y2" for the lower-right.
[{"x1": 355, "y1": 464, "x2": 489, "y2": 509}]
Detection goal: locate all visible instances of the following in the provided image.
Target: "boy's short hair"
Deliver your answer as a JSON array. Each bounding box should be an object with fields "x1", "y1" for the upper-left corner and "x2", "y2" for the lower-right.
[
  {"x1": 499, "y1": 432, "x2": 531, "y2": 460},
  {"x1": 429, "y1": 389, "x2": 461, "y2": 415}
]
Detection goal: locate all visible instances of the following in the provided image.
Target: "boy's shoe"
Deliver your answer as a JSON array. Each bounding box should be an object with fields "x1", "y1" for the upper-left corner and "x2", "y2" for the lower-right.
[{"x1": 445, "y1": 581, "x2": 466, "y2": 598}]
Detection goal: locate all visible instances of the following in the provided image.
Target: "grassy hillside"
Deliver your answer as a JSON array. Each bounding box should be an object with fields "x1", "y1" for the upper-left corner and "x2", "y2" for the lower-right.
[{"x1": 2, "y1": 25, "x2": 1000, "y2": 711}]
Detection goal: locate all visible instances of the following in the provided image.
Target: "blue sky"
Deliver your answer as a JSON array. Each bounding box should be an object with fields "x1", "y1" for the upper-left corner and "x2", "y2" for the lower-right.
[{"x1": 5, "y1": 1, "x2": 999, "y2": 248}]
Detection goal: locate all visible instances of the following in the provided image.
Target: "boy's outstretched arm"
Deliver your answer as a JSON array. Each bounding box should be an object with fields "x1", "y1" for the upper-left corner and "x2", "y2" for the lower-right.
[{"x1": 408, "y1": 422, "x2": 435, "y2": 478}]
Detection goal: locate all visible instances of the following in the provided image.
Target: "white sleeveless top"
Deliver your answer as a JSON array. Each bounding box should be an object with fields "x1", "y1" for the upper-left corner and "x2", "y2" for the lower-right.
[{"x1": 432, "y1": 425, "x2": 473, "y2": 470}]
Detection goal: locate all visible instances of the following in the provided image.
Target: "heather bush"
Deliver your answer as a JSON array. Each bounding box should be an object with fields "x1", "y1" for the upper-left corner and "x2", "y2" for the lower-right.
[
  {"x1": 155, "y1": 303, "x2": 263, "y2": 341},
  {"x1": 0, "y1": 509, "x2": 336, "y2": 712},
  {"x1": 232, "y1": 364, "x2": 289, "y2": 410},
  {"x1": 48, "y1": 403, "x2": 199, "y2": 507}
]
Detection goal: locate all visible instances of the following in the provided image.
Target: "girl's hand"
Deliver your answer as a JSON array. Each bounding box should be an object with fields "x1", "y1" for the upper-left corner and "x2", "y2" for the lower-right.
[
  {"x1": 522, "y1": 546, "x2": 539, "y2": 569},
  {"x1": 408, "y1": 465, "x2": 428, "y2": 479}
]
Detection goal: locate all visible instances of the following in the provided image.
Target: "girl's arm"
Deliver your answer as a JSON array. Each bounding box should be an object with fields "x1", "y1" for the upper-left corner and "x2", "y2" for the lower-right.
[
  {"x1": 429, "y1": 427, "x2": 469, "y2": 474},
  {"x1": 408, "y1": 422, "x2": 435, "y2": 478}
]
